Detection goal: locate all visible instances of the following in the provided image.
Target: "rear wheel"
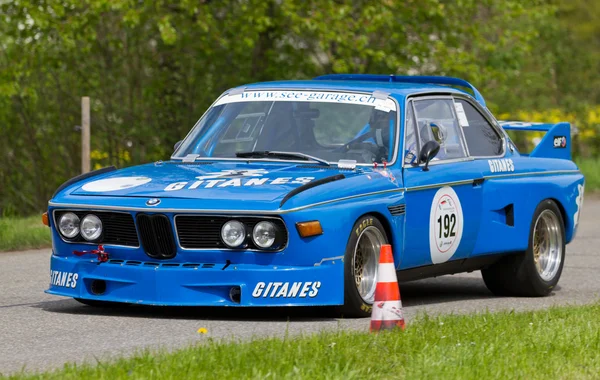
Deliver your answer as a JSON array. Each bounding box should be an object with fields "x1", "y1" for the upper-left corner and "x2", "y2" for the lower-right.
[
  {"x1": 482, "y1": 199, "x2": 565, "y2": 296},
  {"x1": 341, "y1": 215, "x2": 389, "y2": 317}
]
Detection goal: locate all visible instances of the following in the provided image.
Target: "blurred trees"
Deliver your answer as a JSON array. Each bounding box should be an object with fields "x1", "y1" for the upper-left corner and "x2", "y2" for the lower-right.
[{"x1": 0, "y1": 0, "x2": 598, "y2": 215}]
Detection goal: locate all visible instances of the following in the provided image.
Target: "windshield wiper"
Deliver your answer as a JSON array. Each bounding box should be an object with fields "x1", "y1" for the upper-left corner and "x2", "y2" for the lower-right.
[{"x1": 235, "y1": 151, "x2": 330, "y2": 166}]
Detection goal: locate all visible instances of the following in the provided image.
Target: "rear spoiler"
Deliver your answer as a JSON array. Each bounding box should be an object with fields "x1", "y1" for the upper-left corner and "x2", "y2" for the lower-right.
[{"x1": 499, "y1": 121, "x2": 571, "y2": 160}]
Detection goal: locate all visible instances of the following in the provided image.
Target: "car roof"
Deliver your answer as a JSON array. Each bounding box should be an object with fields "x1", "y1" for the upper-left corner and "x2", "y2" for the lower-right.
[{"x1": 239, "y1": 80, "x2": 472, "y2": 101}]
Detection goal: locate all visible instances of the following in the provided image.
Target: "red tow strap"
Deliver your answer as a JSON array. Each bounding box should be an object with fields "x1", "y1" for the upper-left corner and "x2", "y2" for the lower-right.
[{"x1": 73, "y1": 245, "x2": 109, "y2": 263}]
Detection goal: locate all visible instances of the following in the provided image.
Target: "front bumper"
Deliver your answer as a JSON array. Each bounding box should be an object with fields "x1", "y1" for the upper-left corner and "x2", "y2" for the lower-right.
[{"x1": 46, "y1": 255, "x2": 344, "y2": 306}]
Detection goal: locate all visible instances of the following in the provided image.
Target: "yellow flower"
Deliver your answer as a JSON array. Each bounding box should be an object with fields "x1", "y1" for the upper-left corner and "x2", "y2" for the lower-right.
[
  {"x1": 197, "y1": 327, "x2": 208, "y2": 334},
  {"x1": 119, "y1": 150, "x2": 132, "y2": 163},
  {"x1": 582, "y1": 129, "x2": 596, "y2": 139}
]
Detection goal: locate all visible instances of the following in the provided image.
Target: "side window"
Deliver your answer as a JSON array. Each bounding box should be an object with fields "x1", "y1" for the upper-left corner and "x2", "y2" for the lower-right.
[
  {"x1": 404, "y1": 101, "x2": 419, "y2": 165},
  {"x1": 413, "y1": 99, "x2": 467, "y2": 161},
  {"x1": 455, "y1": 99, "x2": 503, "y2": 156}
]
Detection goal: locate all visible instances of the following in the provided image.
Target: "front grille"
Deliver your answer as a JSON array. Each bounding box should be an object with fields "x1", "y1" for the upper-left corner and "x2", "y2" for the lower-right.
[
  {"x1": 387, "y1": 204, "x2": 406, "y2": 216},
  {"x1": 175, "y1": 215, "x2": 287, "y2": 250},
  {"x1": 54, "y1": 210, "x2": 139, "y2": 247},
  {"x1": 137, "y1": 214, "x2": 177, "y2": 259}
]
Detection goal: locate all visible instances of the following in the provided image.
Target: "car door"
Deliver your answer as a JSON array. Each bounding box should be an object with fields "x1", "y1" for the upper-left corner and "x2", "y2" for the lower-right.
[
  {"x1": 400, "y1": 96, "x2": 484, "y2": 269},
  {"x1": 451, "y1": 97, "x2": 520, "y2": 257}
]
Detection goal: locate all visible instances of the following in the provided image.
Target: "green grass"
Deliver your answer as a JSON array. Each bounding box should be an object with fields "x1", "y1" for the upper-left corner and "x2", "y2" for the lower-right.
[
  {"x1": 0, "y1": 216, "x2": 51, "y2": 252},
  {"x1": 6, "y1": 304, "x2": 600, "y2": 379},
  {"x1": 577, "y1": 158, "x2": 600, "y2": 191}
]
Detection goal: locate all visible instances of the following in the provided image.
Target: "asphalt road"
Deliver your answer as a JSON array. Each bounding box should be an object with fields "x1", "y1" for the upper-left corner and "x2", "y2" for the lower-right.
[{"x1": 1, "y1": 199, "x2": 599, "y2": 375}]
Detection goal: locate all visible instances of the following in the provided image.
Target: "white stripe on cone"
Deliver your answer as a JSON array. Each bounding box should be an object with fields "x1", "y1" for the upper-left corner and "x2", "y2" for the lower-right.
[
  {"x1": 376, "y1": 262, "x2": 397, "y2": 283},
  {"x1": 371, "y1": 300, "x2": 404, "y2": 321}
]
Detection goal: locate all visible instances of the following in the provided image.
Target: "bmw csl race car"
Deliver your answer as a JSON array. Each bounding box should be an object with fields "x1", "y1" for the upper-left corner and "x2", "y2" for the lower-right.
[{"x1": 46, "y1": 74, "x2": 585, "y2": 317}]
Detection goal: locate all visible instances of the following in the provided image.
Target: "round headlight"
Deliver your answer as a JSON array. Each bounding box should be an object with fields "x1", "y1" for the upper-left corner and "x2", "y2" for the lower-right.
[
  {"x1": 58, "y1": 212, "x2": 80, "y2": 239},
  {"x1": 80, "y1": 214, "x2": 103, "y2": 241},
  {"x1": 252, "y1": 221, "x2": 277, "y2": 249},
  {"x1": 221, "y1": 220, "x2": 246, "y2": 248}
]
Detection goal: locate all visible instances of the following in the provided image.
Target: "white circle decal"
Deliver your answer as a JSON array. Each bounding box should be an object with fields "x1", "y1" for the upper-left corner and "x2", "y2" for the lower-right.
[
  {"x1": 81, "y1": 177, "x2": 152, "y2": 192},
  {"x1": 429, "y1": 186, "x2": 463, "y2": 264}
]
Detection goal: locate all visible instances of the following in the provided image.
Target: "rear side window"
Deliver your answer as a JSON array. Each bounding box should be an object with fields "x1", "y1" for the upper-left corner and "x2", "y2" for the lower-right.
[{"x1": 454, "y1": 99, "x2": 503, "y2": 156}]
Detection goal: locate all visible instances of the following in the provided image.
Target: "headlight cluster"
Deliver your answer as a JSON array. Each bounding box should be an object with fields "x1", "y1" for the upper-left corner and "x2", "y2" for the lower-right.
[
  {"x1": 221, "y1": 220, "x2": 246, "y2": 248},
  {"x1": 58, "y1": 212, "x2": 80, "y2": 238},
  {"x1": 220, "y1": 220, "x2": 281, "y2": 250},
  {"x1": 58, "y1": 212, "x2": 103, "y2": 242}
]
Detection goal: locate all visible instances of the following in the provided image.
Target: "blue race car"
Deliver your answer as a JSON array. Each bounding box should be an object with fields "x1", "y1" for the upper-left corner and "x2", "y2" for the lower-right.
[{"x1": 46, "y1": 75, "x2": 585, "y2": 316}]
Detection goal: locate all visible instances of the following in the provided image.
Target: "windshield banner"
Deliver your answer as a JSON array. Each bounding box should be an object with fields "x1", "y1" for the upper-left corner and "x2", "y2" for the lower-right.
[{"x1": 214, "y1": 90, "x2": 396, "y2": 112}]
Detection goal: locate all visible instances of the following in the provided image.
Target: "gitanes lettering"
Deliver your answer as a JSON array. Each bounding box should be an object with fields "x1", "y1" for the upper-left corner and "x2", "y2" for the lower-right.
[
  {"x1": 164, "y1": 170, "x2": 314, "y2": 191},
  {"x1": 487, "y1": 158, "x2": 515, "y2": 173},
  {"x1": 49, "y1": 270, "x2": 78, "y2": 289},
  {"x1": 252, "y1": 281, "x2": 321, "y2": 298}
]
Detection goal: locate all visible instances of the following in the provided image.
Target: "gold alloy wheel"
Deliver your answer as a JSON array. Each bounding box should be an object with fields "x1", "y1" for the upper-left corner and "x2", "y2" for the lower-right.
[{"x1": 352, "y1": 226, "x2": 386, "y2": 303}]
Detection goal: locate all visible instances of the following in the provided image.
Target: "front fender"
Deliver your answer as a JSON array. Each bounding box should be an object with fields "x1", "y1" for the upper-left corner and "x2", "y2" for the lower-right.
[{"x1": 282, "y1": 187, "x2": 405, "y2": 268}]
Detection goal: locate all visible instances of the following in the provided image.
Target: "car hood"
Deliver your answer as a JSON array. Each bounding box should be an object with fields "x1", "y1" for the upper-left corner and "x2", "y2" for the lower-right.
[{"x1": 68, "y1": 161, "x2": 364, "y2": 204}]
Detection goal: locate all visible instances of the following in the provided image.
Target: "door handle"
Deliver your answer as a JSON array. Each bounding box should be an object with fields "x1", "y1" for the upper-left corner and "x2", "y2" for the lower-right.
[{"x1": 473, "y1": 178, "x2": 484, "y2": 187}]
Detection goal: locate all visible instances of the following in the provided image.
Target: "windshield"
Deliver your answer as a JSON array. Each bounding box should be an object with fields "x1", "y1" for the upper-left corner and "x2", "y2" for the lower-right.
[{"x1": 174, "y1": 90, "x2": 398, "y2": 164}]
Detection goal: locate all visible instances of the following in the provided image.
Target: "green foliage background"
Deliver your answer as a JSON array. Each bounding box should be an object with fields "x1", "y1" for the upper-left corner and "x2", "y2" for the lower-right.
[{"x1": 0, "y1": 0, "x2": 599, "y2": 215}]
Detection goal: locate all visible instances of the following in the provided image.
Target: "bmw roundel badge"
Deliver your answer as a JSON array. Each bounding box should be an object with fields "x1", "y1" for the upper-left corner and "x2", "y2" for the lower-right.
[{"x1": 146, "y1": 198, "x2": 161, "y2": 206}]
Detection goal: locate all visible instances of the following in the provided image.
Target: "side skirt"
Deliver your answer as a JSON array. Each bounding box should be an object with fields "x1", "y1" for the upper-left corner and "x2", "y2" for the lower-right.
[{"x1": 397, "y1": 254, "x2": 511, "y2": 283}]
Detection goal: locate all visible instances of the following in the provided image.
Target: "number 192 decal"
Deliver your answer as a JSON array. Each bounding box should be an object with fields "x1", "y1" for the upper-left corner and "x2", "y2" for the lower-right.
[
  {"x1": 437, "y1": 213, "x2": 456, "y2": 239},
  {"x1": 429, "y1": 186, "x2": 464, "y2": 264}
]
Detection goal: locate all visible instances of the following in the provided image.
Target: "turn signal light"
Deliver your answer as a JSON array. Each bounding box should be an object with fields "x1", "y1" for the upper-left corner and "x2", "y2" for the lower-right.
[
  {"x1": 42, "y1": 212, "x2": 50, "y2": 227},
  {"x1": 296, "y1": 221, "x2": 323, "y2": 238}
]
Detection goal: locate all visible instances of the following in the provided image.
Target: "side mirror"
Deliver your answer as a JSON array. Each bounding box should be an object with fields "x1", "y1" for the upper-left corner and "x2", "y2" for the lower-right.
[
  {"x1": 173, "y1": 140, "x2": 183, "y2": 152},
  {"x1": 419, "y1": 140, "x2": 440, "y2": 172}
]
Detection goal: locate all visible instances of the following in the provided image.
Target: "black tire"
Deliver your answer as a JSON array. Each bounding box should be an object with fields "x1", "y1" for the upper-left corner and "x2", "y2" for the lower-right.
[
  {"x1": 481, "y1": 199, "x2": 566, "y2": 297},
  {"x1": 341, "y1": 214, "x2": 389, "y2": 317},
  {"x1": 74, "y1": 298, "x2": 128, "y2": 308}
]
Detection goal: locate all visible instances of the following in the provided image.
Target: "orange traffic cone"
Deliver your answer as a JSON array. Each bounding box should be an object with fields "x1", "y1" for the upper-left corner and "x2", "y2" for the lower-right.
[{"x1": 370, "y1": 244, "x2": 405, "y2": 332}]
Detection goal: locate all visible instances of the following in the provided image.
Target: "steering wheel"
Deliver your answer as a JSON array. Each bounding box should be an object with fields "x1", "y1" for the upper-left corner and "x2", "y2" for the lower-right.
[
  {"x1": 333, "y1": 129, "x2": 388, "y2": 162},
  {"x1": 345, "y1": 142, "x2": 388, "y2": 163},
  {"x1": 339, "y1": 129, "x2": 380, "y2": 150}
]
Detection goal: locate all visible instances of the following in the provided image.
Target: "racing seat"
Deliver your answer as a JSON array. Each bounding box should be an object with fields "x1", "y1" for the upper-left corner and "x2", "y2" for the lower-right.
[
  {"x1": 292, "y1": 103, "x2": 321, "y2": 150},
  {"x1": 351, "y1": 110, "x2": 393, "y2": 162}
]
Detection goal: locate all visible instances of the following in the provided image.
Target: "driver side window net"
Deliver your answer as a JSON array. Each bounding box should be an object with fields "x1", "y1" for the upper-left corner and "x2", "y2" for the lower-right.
[{"x1": 413, "y1": 99, "x2": 467, "y2": 161}]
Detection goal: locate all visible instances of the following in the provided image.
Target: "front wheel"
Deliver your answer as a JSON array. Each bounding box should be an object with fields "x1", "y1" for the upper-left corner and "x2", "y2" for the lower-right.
[
  {"x1": 341, "y1": 215, "x2": 389, "y2": 317},
  {"x1": 482, "y1": 199, "x2": 565, "y2": 296}
]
